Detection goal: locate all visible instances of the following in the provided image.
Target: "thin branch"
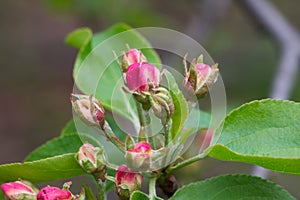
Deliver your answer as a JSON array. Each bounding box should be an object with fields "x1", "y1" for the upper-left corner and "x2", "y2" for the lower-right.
[{"x1": 243, "y1": 0, "x2": 300, "y2": 178}]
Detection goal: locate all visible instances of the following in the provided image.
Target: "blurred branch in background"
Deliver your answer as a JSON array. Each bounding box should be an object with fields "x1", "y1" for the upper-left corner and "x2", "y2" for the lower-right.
[{"x1": 242, "y1": 0, "x2": 300, "y2": 178}]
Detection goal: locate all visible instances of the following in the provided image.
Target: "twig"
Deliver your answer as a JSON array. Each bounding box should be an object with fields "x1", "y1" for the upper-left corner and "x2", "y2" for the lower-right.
[{"x1": 243, "y1": 0, "x2": 300, "y2": 178}]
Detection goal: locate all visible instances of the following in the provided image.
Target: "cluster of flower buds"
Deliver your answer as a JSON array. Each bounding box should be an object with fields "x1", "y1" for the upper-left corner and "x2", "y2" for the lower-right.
[
  {"x1": 115, "y1": 165, "x2": 142, "y2": 200},
  {"x1": 1, "y1": 181, "x2": 80, "y2": 200},
  {"x1": 183, "y1": 54, "x2": 218, "y2": 98},
  {"x1": 119, "y1": 47, "x2": 174, "y2": 122},
  {"x1": 125, "y1": 142, "x2": 152, "y2": 170},
  {"x1": 71, "y1": 94, "x2": 106, "y2": 129},
  {"x1": 76, "y1": 143, "x2": 107, "y2": 181}
]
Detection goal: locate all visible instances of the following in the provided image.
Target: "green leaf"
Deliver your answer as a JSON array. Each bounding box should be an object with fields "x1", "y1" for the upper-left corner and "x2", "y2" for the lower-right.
[
  {"x1": 65, "y1": 28, "x2": 92, "y2": 49},
  {"x1": 170, "y1": 174, "x2": 295, "y2": 200},
  {"x1": 130, "y1": 191, "x2": 149, "y2": 200},
  {"x1": 105, "y1": 180, "x2": 115, "y2": 192},
  {"x1": 207, "y1": 99, "x2": 300, "y2": 175},
  {"x1": 25, "y1": 133, "x2": 102, "y2": 162},
  {"x1": 82, "y1": 183, "x2": 96, "y2": 200},
  {"x1": 164, "y1": 71, "x2": 189, "y2": 140},
  {"x1": 61, "y1": 120, "x2": 77, "y2": 136},
  {"x1": 71, "y1": 23, "x2": 161, "y2": 121},
  {"x1": 0, "y1": 154, "x2": 85, "y2": 183},
  {"x1": 25, "y1": 134, "x2": 83, "y2": 162}
]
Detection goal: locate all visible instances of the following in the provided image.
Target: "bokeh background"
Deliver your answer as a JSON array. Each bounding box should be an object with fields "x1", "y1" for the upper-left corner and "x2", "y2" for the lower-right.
[{"x1": 1, "y1": 0, "x2": 300, "y2": 198}]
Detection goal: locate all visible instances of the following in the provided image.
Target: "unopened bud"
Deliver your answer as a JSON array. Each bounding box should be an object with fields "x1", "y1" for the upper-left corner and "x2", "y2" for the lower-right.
[
  {"x1": 71, "y1": 94, "x2": 106, "y2": 128},
  {"x1": 37, "y1": 186, "x2": 72, "y2": 200},
  {"x1": 125, "y1": 135, "x2": 135, "y2": 150},
  {"x1": 1, "y1": 180, "x2": 37, "y2": 200},
  {"x1": 126, "y1": 62, "x2": 160, "y2": 92},
  {"x1": 122, "y1": 48, "x2": 147, "y2": 72},
  {"x1": 138, "y1": 126, "x2": 147, "y2": 142},
  {"x1": 115, "y1": 165, "x2": 142, "y2": 199},
  {"x1": 149, "y1": 87, "x2": 174, "y2": 124},
  {"x1": 76, "y1": 143, "x2": 106, "y2": 180},
  {"x1": 125, "y1": 142, "x2": 152, "y2": 170},
  {"x1": 183, "y1": 55, "x2": 218, "y2": 98}
]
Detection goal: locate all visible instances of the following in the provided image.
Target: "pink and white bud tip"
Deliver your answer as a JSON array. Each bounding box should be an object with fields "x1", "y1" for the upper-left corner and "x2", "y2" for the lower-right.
[
  {"x1": 126, "y1": 142, "x2": 152, "y2": 170},
  {"x1": 37, "y1": 186, "x2": 72, "y2": 200},
  {"x1": 115, "y1": 165, "x2": 142, "y2": 199},
  {"x1": 183, "y1": 54, "x2": 218, "y2": 98},
  {"x1": 71, "y1": 94, "x2": 106, "y2": 128},
  {"x1": 122, "y1": 48, "x2": 147, "y2": 72},
  {"x1": 1, "y1": 181, "x2": 37, "y2": 200},
  {"x1": 125, "y1": 62, "x2": 160, "y2": 92}
]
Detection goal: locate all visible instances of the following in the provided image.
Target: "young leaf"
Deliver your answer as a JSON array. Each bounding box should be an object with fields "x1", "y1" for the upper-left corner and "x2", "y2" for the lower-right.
[
  {"x1": 164, "y1": 71, "x2": 189, "y2": 140},
  {"x1": 130, "y1": 191, "x2": 149, "y2": 200},
  {"x1": 0, "y1": 154, "x2": 85, "y2": 183},
  {"x1": 82, "y1": 183, "x2": 97, "y2": 200},
  {"x1": 65, "y1": 28, "x2": 92, "y2": 49},
  {"x1": 207, "y1": 99, "x2": 300, "y2": 175},
  {"x1": 170, "y1": 174, "x2": 295, "y2": 200},
  {"x1": 71, "y1": 23, "x2": 161, "y2": 121}
]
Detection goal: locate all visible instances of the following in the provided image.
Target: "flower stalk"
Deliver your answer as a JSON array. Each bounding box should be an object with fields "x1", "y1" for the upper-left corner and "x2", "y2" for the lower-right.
[
  {"x1": 165, "y1": 153, "x2": 207, "y2": 175},
  {"x1": 149, "y1": 176, "x2": 158, "y2": 200},
  {"x1": 102, "y1": 121, "x2": 126, "y2": 153}
]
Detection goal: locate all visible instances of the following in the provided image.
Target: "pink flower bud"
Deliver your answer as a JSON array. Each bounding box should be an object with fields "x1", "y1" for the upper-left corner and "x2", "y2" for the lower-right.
[
  {"x1": 125, "y1": 142, "x2": 152, "y2": 170},
  {"x1": 122, "y1": 49, "x2": 147, "y2": 71},
  {"x1": 71, "y1": 94, "x2": 105, "y2": 128},
  {"x1": 77, "y1": 143, "x2": 106, "y2": 177},
  {"x1": 37, "y1": 186, "x2": 72, "y2": 200},
  {"x1": 130, "y1": 142, "x2": 151, "y2": 153},
  {"x1": 115, "y1": 165, "x2": 142, "y2": 199},
  {"x1": 1, "y1": 181, "x2": 37, "y2": 200},
  {"x1": 78, "y1": 143, "x2": 97, "y2": 169},
  {"x1": 183, "y1": 55, "x2": 218, "y2": 98},
  {"x1": 125, "y1": 62, "x2": 160, "y2": 92}
]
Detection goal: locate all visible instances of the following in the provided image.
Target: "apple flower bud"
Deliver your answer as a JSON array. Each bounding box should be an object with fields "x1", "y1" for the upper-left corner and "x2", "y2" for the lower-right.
[
  {"x1": 149, "y1": 87, "x2": 174, "y2": 124},
  {"x1": 125, "y1": 142, "x2": 152, "y2": 170},
  {"x1": 125, "y1": 62, "x2": 160, "y2": 92},
  {"x1": 122, "y1": 49, "x2": 147, "y2": 72},
  {"x1": 71, "y1": 94, "x2": 105, "y2": 128},
  {"x1": 37, "y1": 186, "x2": 72, "y2": 200},
  {"x1": 115, "y1": 165, "x2": 142, "y2": 199},
  {"x1": 76, "y1": 143, "x2": 106, "y2": 180},
  {"x1": 1, "y1": 181, "x2": 37, "y2": 200},
  {"x1": 183, "y1": 55, "x2": 218, "y2": 98}
]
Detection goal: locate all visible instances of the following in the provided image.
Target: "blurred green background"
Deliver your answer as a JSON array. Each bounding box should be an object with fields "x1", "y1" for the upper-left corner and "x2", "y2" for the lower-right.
[{"x1": 0, "y1": 0, "x2": 300, "y2": 198}]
